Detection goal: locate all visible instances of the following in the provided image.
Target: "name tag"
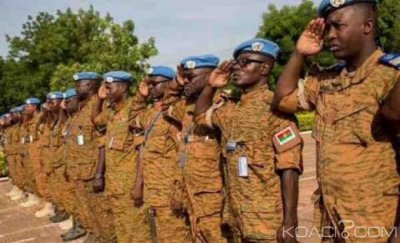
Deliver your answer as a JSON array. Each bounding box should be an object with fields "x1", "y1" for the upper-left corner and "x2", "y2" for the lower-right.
[
  {"x1": 109, "y1": 137, "x2": 114, "y2": 149},
  {"x1": 238, "y1": 156, "x2": 249, "y2": 178},
  {"x1": 226, "y1": 141, "x2": 237, "y2": 152},
  {"x1": 29, "y1": 135, "x2": 34, "y2": 143},
  {"x1": 77, "y1": 135, "x2": 85, "y2": 145},
  {"x1": 21, "y1": 137, "x2": 25, "y2": 144}
]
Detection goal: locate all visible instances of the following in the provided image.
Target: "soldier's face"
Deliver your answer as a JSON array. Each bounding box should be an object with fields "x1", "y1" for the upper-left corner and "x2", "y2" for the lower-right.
[
  {"x1": 65, "y1": 97, "x2": 79, "y2": 113},
  {"x1": 46, "y1": 99, "x2": 61, "y2": 113},
  {"x1": 183, "y1": 69, "x2": 210, "y2": 97},
  {"x1": 76, "y1": 79, "x2": 97, "y2": 99},
  {"x1": 109, "y1": 82, "x2": 128, "y2": 103},
  {"x1": 232, "y1": 53, "x2": 268, "y2": 88},
  {"x1": 24, "y1": 104, "x2": 37, "y2": 115},
  {"x1": 325, "y1": 6, "x2": 368, "y2": 60},
  {"x1": 148, "y1": 76, "x2": 170, "y2": 99}
]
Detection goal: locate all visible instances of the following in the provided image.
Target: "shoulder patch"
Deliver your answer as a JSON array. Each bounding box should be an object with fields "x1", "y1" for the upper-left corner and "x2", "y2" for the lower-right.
[
  {"x1": 273, "y1": 124, "x2": 302, "y2": 153},
  {"x1": 379, "y1": 54, "x2": 400, "y2": 70},
  {"x1": 324, "y1": 63, "x2": 346, "y2": 72}
]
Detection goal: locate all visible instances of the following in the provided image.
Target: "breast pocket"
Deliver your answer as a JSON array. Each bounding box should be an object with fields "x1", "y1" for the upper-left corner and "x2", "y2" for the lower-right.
[
  {"x1": 334, "y1": 103, "x2": 375, "y2": 145},
  {"x1": 108, "y1": 123, "x2": 131, "y2": 152}
]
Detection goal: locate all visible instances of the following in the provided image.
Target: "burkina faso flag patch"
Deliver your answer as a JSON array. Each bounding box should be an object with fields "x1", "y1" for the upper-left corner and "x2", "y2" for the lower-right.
[{"x1": 275, "y1": 127, "x2": 296, "y2": 145}]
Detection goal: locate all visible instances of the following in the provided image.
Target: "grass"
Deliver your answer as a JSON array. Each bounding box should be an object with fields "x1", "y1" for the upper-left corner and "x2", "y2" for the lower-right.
[
  {"x1": 0, "y1": 150, "x2": 7, "y2": 177},
  {"x1": 296, "y1": 112, "x2": 315, "y2": 132}
]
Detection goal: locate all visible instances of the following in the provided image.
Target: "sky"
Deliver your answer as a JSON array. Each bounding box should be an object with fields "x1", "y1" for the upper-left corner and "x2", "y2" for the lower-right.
[{"x1": 0, "y1": 0, "x2": 317, "y2": 66}]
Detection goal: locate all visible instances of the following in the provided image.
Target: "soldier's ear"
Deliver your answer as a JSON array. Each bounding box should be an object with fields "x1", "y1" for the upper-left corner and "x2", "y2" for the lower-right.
[{"x1": 260, "y1": 63, "x2": 270, "y2": 76}]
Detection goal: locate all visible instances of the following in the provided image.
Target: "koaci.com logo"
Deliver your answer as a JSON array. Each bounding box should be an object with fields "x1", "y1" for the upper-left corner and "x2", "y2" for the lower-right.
[{"x1": 282, "y1": 221, "x2": 398, "y2": 239}]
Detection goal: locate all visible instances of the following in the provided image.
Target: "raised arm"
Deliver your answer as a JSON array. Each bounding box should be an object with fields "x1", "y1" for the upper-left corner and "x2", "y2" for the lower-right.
[{"x1": 273, "y1": 18, "x2": 325, "y2": 108}]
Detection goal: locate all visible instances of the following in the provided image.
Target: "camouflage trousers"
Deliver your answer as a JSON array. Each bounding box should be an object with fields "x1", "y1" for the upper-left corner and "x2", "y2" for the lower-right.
[
  {"x1": 109, "y1": 194, "x2": 149, "y2": 243},
  {"x1": 192, "y1": 214, "x2": 226, "y2": 243},
  {"x1": 23, "y1": 149, "x2": 38, "y2": 194},
  {"x1": 8, "y1": 154, "x2": 26, "y2": 190},
  {"x1": 313, "y1": 187, "x2": 398, "y2": 243},
  {"x1": 148, "y1": 206, "x2": 190, "y2": 243},
  {"x1": 48, "y1": 166, "x2": 70, "y2": 209},
  {"x1": 37, "y1": 147, "x2": 54, "y2": 201},
  {"x1": 75, "y1": 180, "x2": 115, "y2": 241}
]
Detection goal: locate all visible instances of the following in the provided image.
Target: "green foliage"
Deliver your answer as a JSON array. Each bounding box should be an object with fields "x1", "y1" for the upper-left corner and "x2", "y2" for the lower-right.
[
  {"x1": 0, "y1": 6, "x2": 157, "y2": 113},
  {"x1": 378, "y1": 0, "x2": 400, "y2": 53},
  {"x1": 296, "y1": 112, "x2": 315, "y2": 131},
  {"x1": 257, "y1": 0, "x2": 400, "y2": 89},
  {"x1": 0, "y1": 150, "x2": 7, "y2": 177}
]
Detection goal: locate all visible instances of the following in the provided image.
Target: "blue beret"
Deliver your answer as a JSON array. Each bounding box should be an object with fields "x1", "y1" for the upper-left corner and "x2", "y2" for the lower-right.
[
  {"x1": 318, "y1": 0, "x2": 378, "y2": 17},
  {"x1": 10, "y1": 106, "x2": 25, "y2": 113},
  {"x1": 73, "y1": 72, "x2": 101, "y2": 81},
  {"x1": 25, "y1": 97, "x2": 41, "y2": 105},
  {"x1": 148, "y1": 66, "x2": 176, "y2": 80},
  {"x1": 103, "y1": 71, "x2": 133, "y2": 83},
  {"x1": 47, "y1": 91, "x2": 64, "y2": 100},
  {"x1": 180, "y1": 55, "x2": 220, "y2": 69},
  {"x1": 233, "y1": 38, "x2": 280, "y2": 60},
  {"x1": 63, "y1": 88, "x2": 78, "y2": 99}
]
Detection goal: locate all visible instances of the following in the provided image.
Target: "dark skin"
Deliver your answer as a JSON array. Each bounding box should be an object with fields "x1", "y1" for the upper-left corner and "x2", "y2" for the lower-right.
[
  {"x1": 76, "y1": 79, "x2": 99, "y2": 101},
  {"x1": 93, "y1": 146, "x2": 106, "y2": 193},
  {"x1": 92, "y1": 81, "x2": 131, "y2": 193},
  {"x1": 195, "y1": 52, "x2": 299, "y2": 243},
  {"x1": 132, "y1": 76, "x2": 172, "y2": 207},
  {"x1": 64, "y1": 96, "x2": 80, "y2": 114},
  {"x1": 183, "y1": 68, "x2": 213, "y2": 98},
  {"x1": 45, "y1": 99, "x2": 62, "y2": 124},
  {"x1": 272, "y1": 4, "x2": 400, "y2": 242},
  {"x1": 272, "y1": 4, "x2": 378, "y2": 107}
]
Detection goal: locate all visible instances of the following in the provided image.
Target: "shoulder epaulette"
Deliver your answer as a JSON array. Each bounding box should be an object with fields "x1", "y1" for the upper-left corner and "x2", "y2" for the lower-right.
[{"x1": 379, "y1": 53, "x2": 400, "y2": 70}]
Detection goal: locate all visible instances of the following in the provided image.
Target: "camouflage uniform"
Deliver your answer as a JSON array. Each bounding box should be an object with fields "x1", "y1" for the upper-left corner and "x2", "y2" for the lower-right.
[
  {"x1": 277, "y1": 49, "x2": 400, "y2": 242},
  {"x1": 3, "y1": 125, "x2": 18, "y2": 186},
  {"x1": 196, "y1": 85, "x2": 303, "y2": 242},
  {"x1": 94, "y1": 97, "x2": 149, "y2": 243},
  {"x1": 47, "y1": 118, "x2": 72, "y2": 210},
  {"x1": 21, "y1": 113, "x2": 41, "y2": 194},
  {"x1": 10, "y1": 124, "x2": 26, "y2": 190},
  {"x1": 65, "y1": 95, "x2": 115, "y2": 242},
  {"x1": 129, "y1": 94, "x2": 190, "y2": 243},
  {"x1": 167, "y1": 98, "x2": 225, "y2": 243},
  {"x1": 35, "y1": 120, "x2": 53, "y2": 201}
]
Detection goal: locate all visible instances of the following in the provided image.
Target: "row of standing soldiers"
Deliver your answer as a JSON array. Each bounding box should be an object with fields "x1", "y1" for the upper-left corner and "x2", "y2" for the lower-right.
[{"x1": 2, "y1": 0, "x2": 400, "y2": 240}]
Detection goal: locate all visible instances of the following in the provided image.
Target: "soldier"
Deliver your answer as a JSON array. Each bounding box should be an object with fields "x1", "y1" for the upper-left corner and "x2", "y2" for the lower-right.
[
  {"x1": 8, "y1": 106, "x2": 27, "y2": 201},
  {"x1": 40, "y1": 92, "x2": 70, "y2": 224},
  {"x1": 129, "y1": 66, "x2": 190, "y2": 242},
  {"x1": 272, "y1": 0, "x2": 400, "y2": 242},
  {"x1": 33, "y1": 96, "x2": 56, "y2": 218},
  {"x1": 19, "y1": 98, "x2": 41, "y2": 208},
  {"x1": 3, "y1": 110, "x2": 23, "y2": 200},
  {"x1": 46, "y1": 89, "x2": 80, "y2": 233},
  {"x1": 62, "y1": 72, "x2": 114, "y2": 243},
  {"x1": 164, "y1": 55, "x2": 227, "y2": 242},
  {"x1": 194, "y1": 38, "x2": 303, "y2": 242},
  {"x1": 91, "y1": 71, "x2": 146, "y2": 243}
]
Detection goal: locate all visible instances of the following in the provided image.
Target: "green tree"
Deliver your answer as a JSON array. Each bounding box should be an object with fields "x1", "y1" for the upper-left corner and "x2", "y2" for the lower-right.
[
  {"x1": 0, "y1": 6, "x2": 157, "y2": 113},
  {"x1": 257, "y1": 0, "x2": 400, "y2": 89}
]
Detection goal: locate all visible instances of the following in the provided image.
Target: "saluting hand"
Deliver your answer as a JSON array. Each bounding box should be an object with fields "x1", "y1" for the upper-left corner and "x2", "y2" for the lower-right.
[
  {"x1": 208, "y1": 60, "x2": 234, "y2": 88},
  {"x1": 98, "y1": 83, "x2": 108, "y2": 100},
  {"x1": 176, "y1": 64, "x2": 188, "y2": 87},
  {"x1": 297, "y1": 18, "x2": 325, "y2": 56},
  {"x1": 138, "y1": 77, "x2": 150, "y2": 97}
]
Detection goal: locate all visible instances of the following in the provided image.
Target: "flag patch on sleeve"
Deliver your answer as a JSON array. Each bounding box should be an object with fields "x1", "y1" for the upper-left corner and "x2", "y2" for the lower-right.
[{"x1": 273, "y1": 124, "x2": 302, "y2": 153}]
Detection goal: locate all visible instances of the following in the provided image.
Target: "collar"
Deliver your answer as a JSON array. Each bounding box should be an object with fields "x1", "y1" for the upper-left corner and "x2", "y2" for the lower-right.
[
  {"x1": 340, "y1": 48, "x2": 384, "y2": 86},
  {"x1": 240, "y1": 84, "x2": 270, "y2": 105}
]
